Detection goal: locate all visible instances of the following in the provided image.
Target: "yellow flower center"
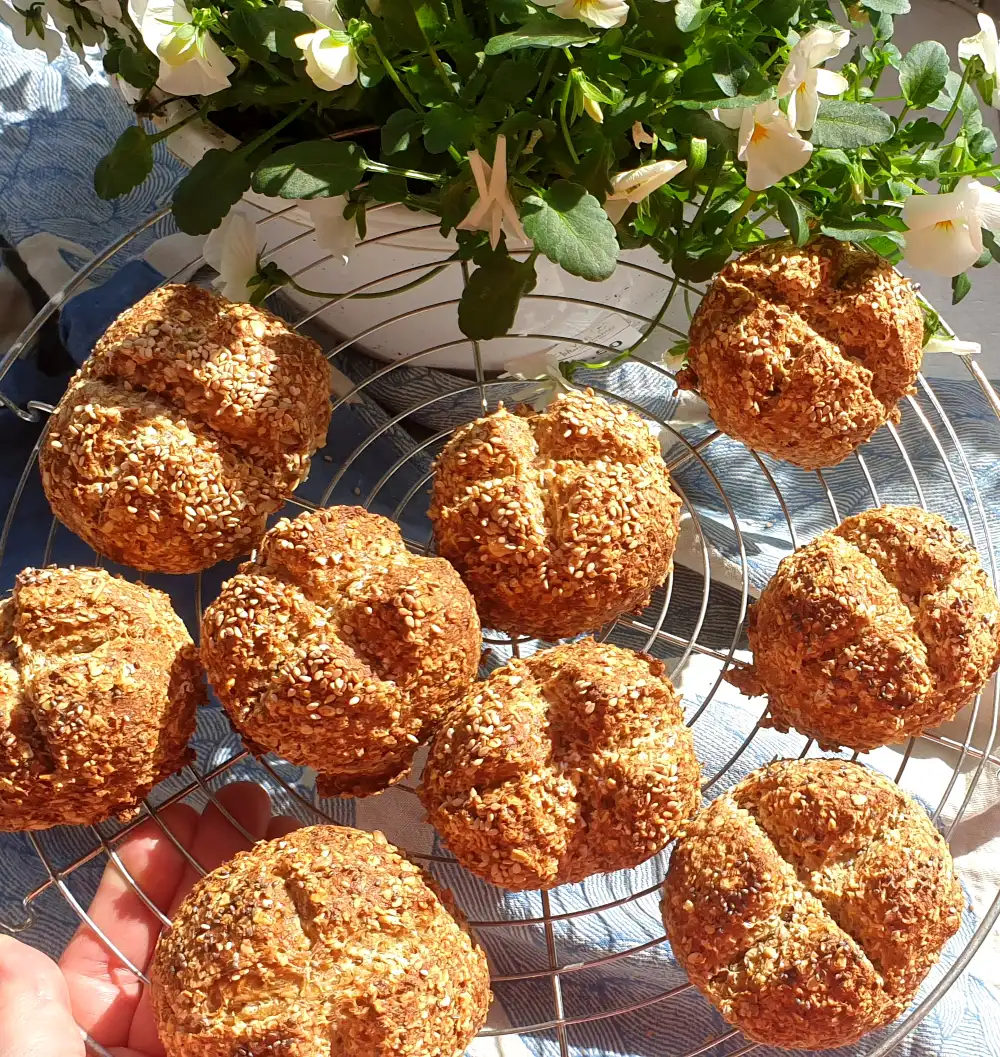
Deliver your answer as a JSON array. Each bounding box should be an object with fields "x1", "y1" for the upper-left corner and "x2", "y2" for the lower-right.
[
  {"x1": 751, "y1": 123, "x2": 769, "y2": 145},
  {"x1": 934, "y1": 220, "x2": 956, "y2": 232},
  {"x1": 797, "y1": 81, "x2": 809, "y2": 95}
]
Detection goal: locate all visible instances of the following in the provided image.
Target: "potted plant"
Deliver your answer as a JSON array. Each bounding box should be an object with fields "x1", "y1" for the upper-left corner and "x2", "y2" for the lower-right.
[{"x1": 5, "y1": 0, "x2": 999, "y2": 369}]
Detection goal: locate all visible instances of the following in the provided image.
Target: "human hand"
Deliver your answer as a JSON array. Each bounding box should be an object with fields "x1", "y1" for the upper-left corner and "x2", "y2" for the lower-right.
[{"x1": 0, "y1": 782, "x2": 301, "y2": 1057}]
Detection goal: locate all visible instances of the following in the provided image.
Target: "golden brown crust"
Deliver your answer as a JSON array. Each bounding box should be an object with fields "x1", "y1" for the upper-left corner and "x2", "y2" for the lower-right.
[
  {"x1": 40, "y1": 285, "x2": 333, "y2": 574},
  {"x1": 729, "y1": 505, "x2": 1000, "y2": 751},
  {"x1": 150, "y1": 825, "x2": 492, "y2": 1057},
  {"x1": 421, "y1": 639, "x2": 701, "y2": 890},
  {"x1": 680, "y1": 238, "x2": 923, "y2": 469},
  {"x1": 429, "y1": 389, "x2": 682, "y2": 640},
  {"x1": 0, "y1": 566, "x2": 203, "y2": 831},
  {"x1": 662, "y1": 759, "x2": 964, "y2": 1050},
  {"x1": 201, "y1": 507, "x2": 481, "y2": 797}
]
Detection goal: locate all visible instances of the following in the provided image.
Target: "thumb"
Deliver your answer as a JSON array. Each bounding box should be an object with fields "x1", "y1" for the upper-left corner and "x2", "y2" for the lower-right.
[{"x1": 0, "y1": 935, "x2": 86, "y2": 1057}]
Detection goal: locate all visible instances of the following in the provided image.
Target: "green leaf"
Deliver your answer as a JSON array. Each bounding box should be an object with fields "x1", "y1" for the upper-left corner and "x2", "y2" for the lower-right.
[
  {"x1": 94, "y1": 125, "x2": 153, "y2": 200},
  {"x1": 898, "y1": 117, "x2": 944, "y2": 146},
  {"x1": 952, "y1": 272, "x2": 971, "y2": 304},
  {"x1": 811, "y1": 99, "x2": 894, "y2": 148},
  {"x1": 816, "y1": 147, "x2": 852, "y2": 167},
  {"x1": 970, "y1": 125, "x2": 998, "y2": 155},
  {"x1": 930, "y1": 69, "x2": 978, "y2": 118},
  {"x1": 672, "y1": 240, "x2": 731, "y2": 281},
  {"x1": 983, "y1": 229, "x2": 1000, "y2": 264},
  {"x1": 375, "y1": 0, "x2": 425, "y2": 51},
  {"x1": 675, "y1": 0, "x2": 711, "y2": 32},
  {"x1": 819, "y1": 222, "x2": 905, "y2": 248},
  {"x1": 920, "y1": 301, "x2": 941, "y2": 345},
  {"x1": 172, "y1": 149, "x2": 253, "y2": 235},
  {"x1": 899, "y1": 41, "x2": 949, "y2": 109},
  {"x1": 754, "y1": 0, "x2": 799, "y2": 27},
  {"x1": 208, "y1": 79, "x2": 319, "y2": 111},
  {"x1": 458, "y1": 251, "x2": 537, "y2": 339},
  {"x1": 485, "y1": 58, "x2": 538, "y2": 105},
  {"x1": 520, "y1": 180, "x2": 619, "y2": 281},
  {"x1": 484, "y1": 17, "x2": 599, "y2": 55},
  {"x1": 769, "y1": 186, "x2": 810, "y2": 247},
  {"x1": 251, "y1": 141, "x2": 367, "y2": 199},
  {"x1": 423, "y1": 103, "x2": 477, "y2": 154},
  {"x1": 382, "y1": 109, "x2": 423, "y2": 155},
  {"x1": 227, "y1": 4, "x2": 313, "y2": 60},
  {"x1": 117, "y1": 46, "x2": 157, "y2": 91},
  {"x1": 368, "y1": 173, "x2": 408, "y2": 203},
  {"x1": 863, "y1": 0, "x2": 909, "y2": 11},
  {"x1": 711, "y1": 41, "x2": 763, "y2": 98}
]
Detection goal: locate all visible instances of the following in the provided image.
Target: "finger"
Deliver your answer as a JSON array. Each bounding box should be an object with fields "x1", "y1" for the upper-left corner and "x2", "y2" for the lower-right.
[
  {"x1": 0, "y1": 935, "x2": 86, "y2": 1057},
  {"x1": 126, "y1": 783, "x2": 274, "y2": 1057},
  {"x1": 266, "y1": 814, "x2": 303, "y2": 839},
  {"x1": 59, "y1": 803, "x2": 198, "y2": 1049}
]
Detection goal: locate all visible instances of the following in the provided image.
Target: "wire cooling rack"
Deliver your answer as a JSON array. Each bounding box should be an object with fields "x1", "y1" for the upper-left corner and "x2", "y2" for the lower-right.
[{"x1": 2, "y1": 204, "x2": 1000, "y2": 1057}]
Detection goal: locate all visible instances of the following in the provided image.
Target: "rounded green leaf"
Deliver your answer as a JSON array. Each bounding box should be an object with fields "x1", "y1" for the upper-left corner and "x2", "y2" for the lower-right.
[
  {"x1": 899, "y1": 41, "x2": 950, "y2": 110},
  {"x1": 811, "y1": 100, "x2": 894, "y2": 149},
  {"x1": 172, "y1": 149, "x2": 253, "y2": 235},
  {"x1": 484, "y1": 18, "x2": 599, "y2": 56},
  {"x1": 251, "y1": 141, "x2": 368, "y2": 200},
  {"x1": 458, "y1": 252, "x2": 537, "y2": 340},
  {"x1": 521, "y1": 181, "x2": 618, "y2": 281},
  {"x1": 94, "y1": 125, "x2": 153, "y2": 201}
]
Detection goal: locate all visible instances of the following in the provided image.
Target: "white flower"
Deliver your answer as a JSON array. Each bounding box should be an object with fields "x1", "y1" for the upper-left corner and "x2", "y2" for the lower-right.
[
  {"x1": 923, "y1": 335, "x2": 981, "y2": 356},
  {"x1": 959, "y1": 12, "x2": 1000, "y2": 108},
  {"x1": 631, "y1": 121, "x2": 654, "y2": 148},
  {"x1": 304, "y1": 195, "x2": 356, "y2": 264},
  {"x1": 293, "y1": 0, "x2": 358, "y2": 91},
  {"x1": 777, "y1": 25, "x2": 850, "y2": 131},
  {"x1": 533, "y1": 0, "x2": 628, "y2": 30},
  {"x1": 457, "y1": 135, "x2": 529, "y2": 250},
  {"x1": 0, "y1": 2, "x2": 63, "y2": 60},
  {"x1": 204, "y1": 207, "x2": 258, "y2": 303},
  {"x1": 127, "y1": 0, "x2": 233, "y2": 96},
  {"x1": 604, "y1": 159, "x2": 687, "y2": 224},
  {"x1": 901, "y1": 176, "x2": 1000, "y2": 276},
  {"x1": 715, "y1": 101, "x2": 813, "y2": 191}
]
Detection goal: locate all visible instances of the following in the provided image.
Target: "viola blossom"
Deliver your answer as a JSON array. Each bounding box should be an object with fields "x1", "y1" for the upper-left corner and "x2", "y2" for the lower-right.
[
  {"x1": 127, "y1": 0, "x2": 233, "y2": 96},
  {"x1": 715, "y1": 102, "x2": 813, "y2": 191},
  {"x1": 901, "y1": 176, "x2": 1000, "y2": 277},
  {"x1": 923, "y1": 335, "x2": 982, "y2": 356},
  {"x1": 303, "y1": 195, "x2": 357, "y2": 265},
  {"x1": 777, "y1": 25, "x2": 850, "y2": 131},
  {"x1": 289, "y1": 0, "x2": 357, "y2": 92},
  {"x1": 959, "y1": 12, "x2": 1000, "y2": 108},
  {"x1": 583, "y1": 96, "x2": 603, "y2": 123},
  {"x1": 604, "y1": 159, "x2": 688, "y2": 224},
  {"x1": 0, "y1": 2, "x2": 62, "y2": 60},
  {"x1": 204, "y1": 207, "x2": 259, "y2": 303},
  {"x1": 457, "y1": 135, "x2": 529, "y2": 250},
  {"x1": 533, "y1": 0, "x2": 628, "y2": 30},
  {"x1": 631, "y1": 121, "x2": 655, "y2": 148}
]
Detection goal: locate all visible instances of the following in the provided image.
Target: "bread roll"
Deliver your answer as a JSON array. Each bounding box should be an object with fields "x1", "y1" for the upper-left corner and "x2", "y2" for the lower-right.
[
  {"x1": 151, "y1": 825, "x2": 492, "y2": 1057},
  {"x1": 202, "y1": 506, "x2": 481, "y2": 797},
  {"x1": 663, "y1": 759, "x2": 964, "y2": 1050},
  {"x1": 422, "y1": 639, "x2": 700, "y2": 890},
  {"x1": 40, "y1": 285, "x2": 333, "y2": 573},
  {"x1": 0, "y1": 566, "x2": 202, "y2": 831},
  {"x1": 678, "y1": 238, "x2": 923, "y2": 468},
  {"x1": 729, "y1": 505, "x2": 1000, "y2": 751},
  {"x1": 430, "y1": 389, "x2": 682, "y2": 640}
]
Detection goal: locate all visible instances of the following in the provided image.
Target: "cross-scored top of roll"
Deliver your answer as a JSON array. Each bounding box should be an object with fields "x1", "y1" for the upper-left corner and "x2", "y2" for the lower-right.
[
  {"x1": 40, "y1": 285, "x2": 333, "y2": 573},
  {"x1": 679, "y1": 238, "x2": 923, "y2": 468}
]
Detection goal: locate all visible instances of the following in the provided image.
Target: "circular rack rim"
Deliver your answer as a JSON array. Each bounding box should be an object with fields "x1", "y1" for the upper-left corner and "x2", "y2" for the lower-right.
[{"x1": 1, "y1": 206, "x2": 1000, "y2": 1057}]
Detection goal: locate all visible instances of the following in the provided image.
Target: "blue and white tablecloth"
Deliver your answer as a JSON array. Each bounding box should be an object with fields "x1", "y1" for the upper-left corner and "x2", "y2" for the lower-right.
[{"x1": 3, "y1": 25, "x2": 1000, "y2": 1057}]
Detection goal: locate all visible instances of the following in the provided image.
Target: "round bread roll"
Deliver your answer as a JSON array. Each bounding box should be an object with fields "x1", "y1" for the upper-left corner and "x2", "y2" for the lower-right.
[
  {"x1": 663, "y1": 759, "x2": 964, "y2": 1050},
  {"x1": 151, "y1": 825, "x2": 492, "y2": 1057},
  {"x1": 421, "y1": 639, "x2": 700, "y2": 890},
  {"x1": 202, "y1": 506, "x2": 481, "y2": 797},
  {"x1": 430, "y1": 389, "x2": 682, "y2": 640},
  {"x1": 40, "y1": 284, "x2": 333, "y2": 573},
  {"x1": 677, "y1": 238, "x2": 923, "y2": 468},
  {"x1": 0, "y1": 566, "x2": 203, "y2": 831},
  {"x1": 729, "y1": 505, "x2": 1000, "y2": 751}
]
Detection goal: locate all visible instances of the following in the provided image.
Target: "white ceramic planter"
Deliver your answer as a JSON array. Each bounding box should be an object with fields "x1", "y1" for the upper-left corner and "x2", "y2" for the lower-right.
[{"x1": 153, "y1": 99, "x2": 693, "y2": 373}]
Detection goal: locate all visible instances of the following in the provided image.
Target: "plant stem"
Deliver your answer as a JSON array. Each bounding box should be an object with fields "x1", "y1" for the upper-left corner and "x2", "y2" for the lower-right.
[
  {"x1": 628, "y1": 274, "x2": 681, "y2": 356},
  {"x1": 870, "y1": 94, "x2": 904, "y2": 102},
  {"x1": 721, "y1": 189, "x2": 760, "y2": 239},
  {"x1": 687, "y1": 158, "x2": 725, "y2": 237},
  {"x1": 370, "y1": 35, "x2": 423, "y2": 113},
  {"x1": 148, "y1": 107, "x2": 202, "y2": 144},
  {"x1": 240, "y1": 100, "x2": 312, "y2": 155},
  {"x1": 559, "y1": 76, "x2": 579, "y2": 165},
  {"x1": 896, "y1": 103, "x2": 910, "y2": 125},
  {"x1": 621, "y1": 45, "x2": 674, "y2": 66},
  {"x1": 535, "y1": 50, "x2": 557, "y2": 110},
  {"x1": 366, "y1": 160, "x2": 445, "y2": 183},
  {"x1": 941, "y1": 60, "x2": 975, "y2": 133},
  {"x1": 288, "y1": 265, "x2": 448, "y2": 301}
]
